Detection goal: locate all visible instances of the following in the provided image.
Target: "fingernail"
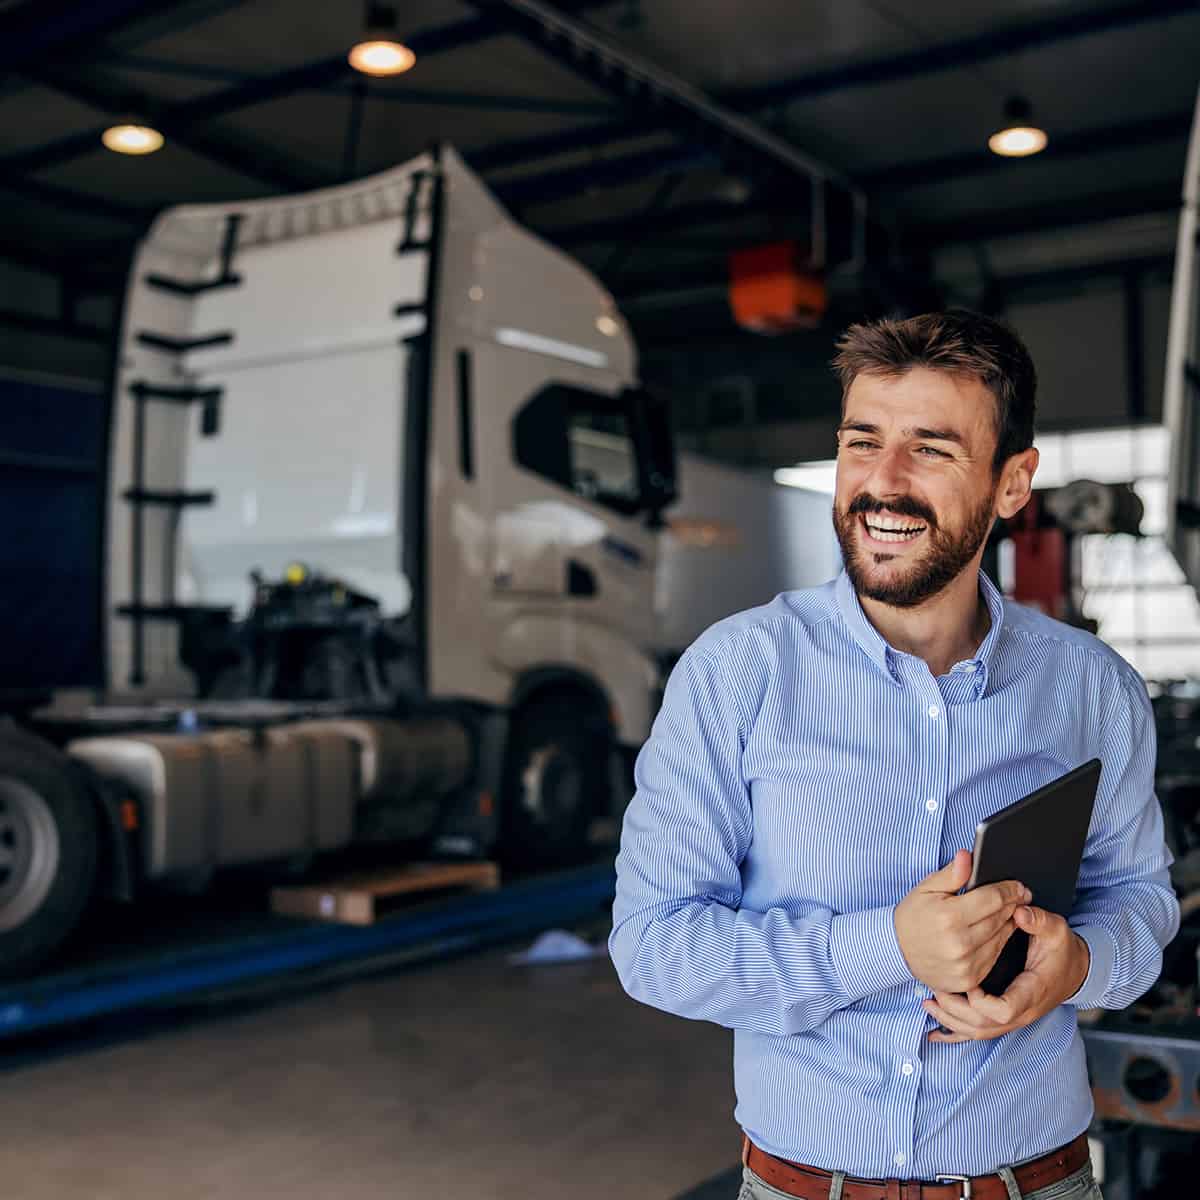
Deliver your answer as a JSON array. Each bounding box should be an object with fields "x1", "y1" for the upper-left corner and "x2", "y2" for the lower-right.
[{"x1": 1022, "y1": 887, "x2": 1032, "y2": 902}]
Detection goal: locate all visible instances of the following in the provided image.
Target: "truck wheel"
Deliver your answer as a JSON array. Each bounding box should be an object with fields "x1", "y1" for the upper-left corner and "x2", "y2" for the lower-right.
[
  {"x1": 0, "y1": 736, "x2": 98, "y2": 979},
  {"x1": 500, "y1": 699, "x2": 609, "y2": 871}
]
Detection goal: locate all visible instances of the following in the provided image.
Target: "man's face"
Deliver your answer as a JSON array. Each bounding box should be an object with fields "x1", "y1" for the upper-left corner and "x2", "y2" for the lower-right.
[{"x1": 833, "y1": 367, "x2": 1004, "y2": 608}]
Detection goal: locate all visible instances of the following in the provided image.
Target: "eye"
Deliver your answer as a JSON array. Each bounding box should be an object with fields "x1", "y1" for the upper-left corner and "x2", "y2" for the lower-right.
[
  {"x1": 916, "y1": 445, "x2": 950, "y2": 459},
  {"x1": 844, "y1": 439, "x2": 878, "y2": 451}
]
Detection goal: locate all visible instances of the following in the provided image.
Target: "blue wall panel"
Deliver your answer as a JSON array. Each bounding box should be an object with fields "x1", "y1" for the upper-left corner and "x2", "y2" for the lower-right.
[{"x1": 0, "y1": 375, "x2": 106, "y2": 691}]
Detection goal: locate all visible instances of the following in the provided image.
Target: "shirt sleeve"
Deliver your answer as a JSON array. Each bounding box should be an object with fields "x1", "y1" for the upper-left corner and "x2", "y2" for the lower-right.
[
  {"x1": 1065, "y1": 669, "x2": 1180, "y2": 1009},
  {"x1": 608, "y1": 640, "x2": 914, "y2": 1037}
]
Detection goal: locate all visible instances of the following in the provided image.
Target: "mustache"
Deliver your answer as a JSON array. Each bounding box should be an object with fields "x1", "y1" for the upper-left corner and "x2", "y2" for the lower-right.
[{"x1": 847, "y1": 493, "x2": 937, "y2": 526}]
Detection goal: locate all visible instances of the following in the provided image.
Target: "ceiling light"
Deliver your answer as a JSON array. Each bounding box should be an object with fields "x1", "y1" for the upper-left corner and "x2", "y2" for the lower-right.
[
  {"x1": 988, "y1": 96, "x2": 1047, "y2": 158},
  {"x1": 349, "y1": 3, "x2": 416, "y2": 77},
  {"x1": 101, "y1": 124, "x2": 164, "y2": 156}
]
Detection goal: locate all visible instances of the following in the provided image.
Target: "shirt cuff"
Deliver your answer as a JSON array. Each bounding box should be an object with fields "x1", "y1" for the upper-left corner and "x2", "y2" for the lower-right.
[
  {"x1": 829, "y1": 904, "x2": 914, "y2": 1001},
  {"x1": 1064, "y1": 924, "x2": 1116, "y2": 1008}
]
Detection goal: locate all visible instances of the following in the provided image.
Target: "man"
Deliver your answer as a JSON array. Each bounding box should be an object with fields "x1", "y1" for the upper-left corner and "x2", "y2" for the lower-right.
[{"x1": 610, "y1": 310, "x2": 1179, "y2": 1200}]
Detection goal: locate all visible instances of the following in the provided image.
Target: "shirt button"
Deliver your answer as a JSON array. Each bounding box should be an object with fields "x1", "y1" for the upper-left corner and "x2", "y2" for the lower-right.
[
  {"x1": 927, "y1": 705, "x2": 939, "y2": 719},
  {"x1": 925, "y1": 798, "x2": 938, "y2": 812},
  {"x1": 902, "y1": 1062, "x2": 914, "y2": 1076},
  {"x1": 894, "y1": 1153, "x2": 906, "y2": 1167}
]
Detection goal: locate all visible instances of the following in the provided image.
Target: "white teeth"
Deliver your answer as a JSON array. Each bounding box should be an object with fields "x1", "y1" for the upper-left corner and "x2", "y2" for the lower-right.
[
  {"x1": 868, "y1": 527, "x2": 921, "y2": 542},
  {"x1": 862, "y1": 514, "x2": 926, "y2": 542},
  {"x1": 866, "y1": 514, "x2": 925, "y2": 531}
]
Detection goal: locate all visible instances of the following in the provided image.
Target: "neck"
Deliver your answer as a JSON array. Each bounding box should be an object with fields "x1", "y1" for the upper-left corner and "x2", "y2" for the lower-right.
[{"x1": 858, "y1": 563, "x2": 991, "y2": 677}]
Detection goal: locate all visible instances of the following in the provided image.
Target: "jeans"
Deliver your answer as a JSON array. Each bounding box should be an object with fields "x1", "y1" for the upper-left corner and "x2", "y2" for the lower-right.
[{"x1": 736, "y1": 1162, "x2": 1103, "y2": 1200}]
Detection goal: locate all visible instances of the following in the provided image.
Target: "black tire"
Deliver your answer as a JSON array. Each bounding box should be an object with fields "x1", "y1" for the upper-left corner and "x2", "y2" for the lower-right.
[
  {"x1": 499, "y1": 696, "x2": 611, "y2": 871},
  {"x1": 0, "y1": 734, "x2": 99, "y2": 979}
]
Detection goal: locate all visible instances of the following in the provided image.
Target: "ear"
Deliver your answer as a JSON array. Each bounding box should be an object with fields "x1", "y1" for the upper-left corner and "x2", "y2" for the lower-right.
[{"x1": 994, "y1": 447, "x2": 1038, "y2": 520}]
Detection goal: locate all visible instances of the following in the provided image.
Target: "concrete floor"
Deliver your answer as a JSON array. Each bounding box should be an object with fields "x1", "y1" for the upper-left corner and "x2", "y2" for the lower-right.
[{"x1": 0, "y1": 941, "x2": 740, "y2": 1200}]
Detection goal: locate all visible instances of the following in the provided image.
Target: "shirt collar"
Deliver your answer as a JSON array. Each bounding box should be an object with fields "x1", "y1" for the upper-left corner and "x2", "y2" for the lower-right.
[{"x1": 833, "y1": 568, "x2": 1006, "y2": 694}]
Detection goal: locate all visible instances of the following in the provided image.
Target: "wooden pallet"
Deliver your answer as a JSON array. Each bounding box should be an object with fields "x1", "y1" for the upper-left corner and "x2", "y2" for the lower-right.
[{"x1": 270, "y1": 860, "x2": 501, "y2": 926}]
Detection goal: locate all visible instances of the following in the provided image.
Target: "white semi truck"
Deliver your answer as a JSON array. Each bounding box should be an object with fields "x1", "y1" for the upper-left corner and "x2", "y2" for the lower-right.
[{"x1": 0, "y1": 146, "x2": 837, "y2": 978}]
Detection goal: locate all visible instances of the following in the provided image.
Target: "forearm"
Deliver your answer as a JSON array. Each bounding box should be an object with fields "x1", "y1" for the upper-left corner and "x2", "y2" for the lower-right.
[
  {"x1": 609, "y1": 893, "x2": 913, "y2": 1036},
  {"x1": 1066, "y1": 873, "x2": 1180, "y2": 1009}
]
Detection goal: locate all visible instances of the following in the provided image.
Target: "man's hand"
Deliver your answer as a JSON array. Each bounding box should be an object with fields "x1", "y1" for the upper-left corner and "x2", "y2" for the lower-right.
[
  {"x1": 894, "y1": 849, "x2": 1029, "y2": 994},
  {"x1": 924, "y1": 904, "x2": 1092, "y2": 1043}
]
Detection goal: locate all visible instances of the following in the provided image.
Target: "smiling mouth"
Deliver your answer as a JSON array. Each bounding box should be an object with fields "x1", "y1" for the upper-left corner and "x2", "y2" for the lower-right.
[{"x1": 860, "y1": 513, "x2": 928, "y2": 544}]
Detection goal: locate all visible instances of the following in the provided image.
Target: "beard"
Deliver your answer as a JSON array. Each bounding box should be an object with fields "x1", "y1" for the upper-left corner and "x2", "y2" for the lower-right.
[{"x1": 833, "y1": 487, "x2": 996, "y2": 608}]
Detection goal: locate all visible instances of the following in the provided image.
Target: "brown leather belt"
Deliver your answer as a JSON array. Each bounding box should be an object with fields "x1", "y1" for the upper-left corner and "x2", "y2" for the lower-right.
[{"x1": 742, "y1": 1132, "x2": 1090, "y2": 1200}]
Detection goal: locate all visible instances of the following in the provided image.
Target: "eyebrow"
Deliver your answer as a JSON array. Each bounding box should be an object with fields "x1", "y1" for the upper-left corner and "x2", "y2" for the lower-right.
[
  {"x1": 837, "y1": 421, "x2": 967, "y2": 448},
  {"x1": 910, "y1": 426, "x2": 967, "y2": 447}
]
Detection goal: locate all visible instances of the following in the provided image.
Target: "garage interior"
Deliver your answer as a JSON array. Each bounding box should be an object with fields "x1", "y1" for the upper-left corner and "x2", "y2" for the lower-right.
[{"x1": 0, "y1": 2, "x2": 1198, "y2": 1198}]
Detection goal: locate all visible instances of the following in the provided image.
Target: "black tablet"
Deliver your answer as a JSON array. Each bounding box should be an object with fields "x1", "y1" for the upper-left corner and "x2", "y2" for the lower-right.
[{"x1": 966, "y1": 758, "x2": 1102, "y2": 996}]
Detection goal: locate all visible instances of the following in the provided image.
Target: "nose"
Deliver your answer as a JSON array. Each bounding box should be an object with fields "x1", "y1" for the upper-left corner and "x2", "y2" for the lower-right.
[{"x1": 864, "y1": 444, "x2": 912, "y2": 500}]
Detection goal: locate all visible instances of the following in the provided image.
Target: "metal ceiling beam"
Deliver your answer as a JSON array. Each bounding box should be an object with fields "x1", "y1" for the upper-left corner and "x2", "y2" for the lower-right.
[
  {"x1": 0, "y1": 0, "x2": 181, "y2": 73},
  {"x1": 500, "y1": 109, "x2": 1192, "y2": 210},
  {"x1": 910, "y1": 182, "x2": 1183, "y2": 247},
  {"x1": 736, "y1": 0, "x2": 1199, "y2": 112},
  {"x1": 7, "y1": 12, "x2": 509, "y2": 192},
  {"x1": 465, "y1": 0, "x2": 865, "y2": 271},
  {"x1": 0, "y1": 174, "x2": 144, "y2": 228},
  {"x1": 546, "y1": 175, "x2": 1185, "y2": 265},
  {"x1": 467, "y1": 0, "x2": 855, "y2": 189},
  {"x1": 616, "y1": 251, "x2": 1179, "y2": 310},
  {"x1": 471, "y1": 0, "x2": 1199, "y2": 174},
  {"x1": 862, "y1": 111, "x2": 1195, "y2": 192},
  {"x1": 495, "y1": 144, "x2": 716, "y2": 207},
  {"x1": 544, "y1": 200, "x2": 757, "y2": 247},
  {"x1": 24, "y1": 62, "x2": 333, "y2": 192},
  {"x1": 102, "y1": 52, "x2": 616, "y2": 117},
  {"x1": 1, "y1": 128, "x2": 125, "y2": 178},
  {"x1": 468, "y1": 120, "x2": 622, "y2": 172}
]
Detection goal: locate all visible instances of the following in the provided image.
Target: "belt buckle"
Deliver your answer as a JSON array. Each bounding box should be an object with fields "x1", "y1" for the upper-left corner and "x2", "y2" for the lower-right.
[{"x1": 934, "y1": 1175, "x2": 972, "y2": 1200}]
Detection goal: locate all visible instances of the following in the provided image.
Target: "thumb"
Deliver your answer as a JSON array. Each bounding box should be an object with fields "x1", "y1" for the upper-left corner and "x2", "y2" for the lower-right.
[
  {"x1": 921, "y1": 849, "x2": 972, "y2": 894},
  {"x1": 1012, "y1": 904, "x2": 1048, "y2": 933}
]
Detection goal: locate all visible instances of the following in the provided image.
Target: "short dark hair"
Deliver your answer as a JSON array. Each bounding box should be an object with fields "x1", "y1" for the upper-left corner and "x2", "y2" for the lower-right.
[{"x1": 831, "y1": 309, "x2": 1036, "y2": 470}]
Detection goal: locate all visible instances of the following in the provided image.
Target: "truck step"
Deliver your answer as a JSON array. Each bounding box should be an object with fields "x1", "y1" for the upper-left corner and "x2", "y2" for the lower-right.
[
  {"x1": 135, "y1": 330, "x2": 234, "y2": 354},
  {"x1": 143, "y1": 272, "x2": 243, "y2": 296},
  {"x1": 127, "y1": 382, "x2": 223, "y2": 405},
  {"x1": 271, "y1": 860, "x2": 500, "y2": 925},
  {"x1": 121, "y1": 488, "x2": 216, "y2": 507}
]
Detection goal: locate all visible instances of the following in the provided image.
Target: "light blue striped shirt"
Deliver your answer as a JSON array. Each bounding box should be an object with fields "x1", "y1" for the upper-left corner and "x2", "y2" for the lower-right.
[{"x1": 610, "y1": 570, "x2": 1179, "y2": 1180}]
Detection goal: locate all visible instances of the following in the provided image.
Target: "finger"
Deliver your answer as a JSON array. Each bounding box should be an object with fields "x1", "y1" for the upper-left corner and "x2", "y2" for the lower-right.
[
  {"x1": 918, "y1": 849, "x2": 973, "y2": 895},
  {"x1": 964, "y1": 986, "x2": 1017, "y2": 1025},
  {"x1": 972, "y1": 918, "x2": 1021, "y2": 983},
  {"x1": 959, "y1": 879, "x2": 1032, "y2": 923},
  {"x1": 928, "y1": 1028, "x2": 972, "y2": 1043},
  {"x1": 1013, "y1": 905, "x2": 1063, "y2": 936},
  {"x1": 930, "y1": 992, "x2": 1008, "y2": 1035},
  {"x1": 995, "y1": 970, "x2": 1041, "y2": 1019},
  {"x1": 923, "y1": 996, "x2": 987, "y2": 1037},
  {"x1": 965, "y1": 907, "x2": 1017, "y2": 946},
  {"x1": 927, "y1": 995, "x2": 1012, "y2": 1041}
]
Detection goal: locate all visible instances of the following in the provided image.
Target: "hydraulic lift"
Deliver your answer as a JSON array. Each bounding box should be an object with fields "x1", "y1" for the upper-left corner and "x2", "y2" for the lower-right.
[{"x1": 0, "y1": 861, "x2": 616, "y2": 1046}]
